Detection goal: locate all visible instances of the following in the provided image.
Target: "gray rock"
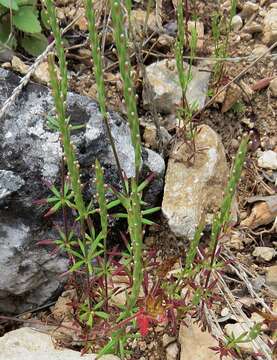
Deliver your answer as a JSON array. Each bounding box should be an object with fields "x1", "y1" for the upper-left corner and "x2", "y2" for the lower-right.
[
  {"x1": 0, "y1": 170, "x2": 25, "y2": 201},
  {"x1": 0, "y1": 216, "x2": 68, "y2": 313},
  {"x1": 0, "y1": 327, "x2": 120, "y2": 360},
  {"x1": 0, "y1": 68, "x2": 165, "y2": 313},
  {"x1": 143, "y1": 59, "x2": 210, "y2": 114},
  {"x1": 0, "y1": 42, "x2": 14, "y2": 62}
]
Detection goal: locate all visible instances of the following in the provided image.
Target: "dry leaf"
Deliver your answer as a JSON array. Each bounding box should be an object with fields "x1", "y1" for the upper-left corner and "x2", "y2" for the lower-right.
[
  {"x1": 214, "y1": 88, "x2": 227, "y2": 104},
  {"x1": 240, "y1": 80, "x2": 254, "y2": 102},
  {"x1": 157, "y1": 255, "x2": 179, "y2": 278},
  {"x1": 247, "y1": 195, "x2": 277, "y2": 213},
  {"x1": 146, "y1": 294, "x2": 166, "y2": 320},
  {"x1": 251, "y1": 77, "x2": 274, "y2": 92},
  {"x1": 51, "y1": 289, "x2": 76, "y2": 321},
  {"x1": 131, "y1": 9, "x2": 158, "y2": 34},
  {"x1": 221, "y1": 83, "x2": 242, "y2": 113},
  {"x1": 33, "y1": 62, "x2": 51, "y2": 85},
  {"x1": 11, "y1": 56, "x2": 29, "y2": 75},
  {"x1": 241, "y1": 198, "x2": 277, "y2": 229}
]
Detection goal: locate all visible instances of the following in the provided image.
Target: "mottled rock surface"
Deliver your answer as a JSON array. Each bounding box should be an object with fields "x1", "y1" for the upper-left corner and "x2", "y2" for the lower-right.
[
  {"x1": 0, "y1": 68, "x2": 164, "y2": 313},
  {"x1": 143, "y1": 59, "x2": 210, "y2": 114},
  {"x1": 0, "y1": 216, "x2": 68, "y2": 313},
  {"x1": 0, "y1": 328, "x2": 120, "y2": 360},
  {"x1": 162, "y1": 125, "x2": 229, "y2": 239},
  {"x1": 0, "y1": 170, "x2": 25, "y2": 200}
]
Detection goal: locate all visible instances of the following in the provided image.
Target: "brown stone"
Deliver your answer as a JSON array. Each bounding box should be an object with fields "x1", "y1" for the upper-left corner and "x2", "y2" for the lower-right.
[{"x1": 162, "y1": 125, "x2": 229, "y2": 239}]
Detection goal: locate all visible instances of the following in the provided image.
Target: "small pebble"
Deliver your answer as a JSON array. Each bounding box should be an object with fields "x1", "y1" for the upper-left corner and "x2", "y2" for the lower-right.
[
  {"x1": 253, "y1": 247, "x2": 276, "y2": 262},
  {"x1": 240, "y1": 1, "x2": 259, "y2": 19},
  {"x1": 166, "y1": 342, "x2": 179, "y2": 360},
  {"x1": 231, "y1": 15, "x2": 243, "y2": 31},
  {"x1": 258, "y1": 150, "x2": 277, "y2": 170},
  {"x1": 138, "y1": 341, "x2": 147, "y2": 352},
  {"x1": 163, "y1": 333, "x2": 176, "y2": 348}
]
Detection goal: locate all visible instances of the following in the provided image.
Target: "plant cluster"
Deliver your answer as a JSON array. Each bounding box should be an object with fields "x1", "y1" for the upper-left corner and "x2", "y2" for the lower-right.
[
  {"x1": 175, "y1": 0, "x2": 238, "y2": 161},
  {"x1": 37, "y1": 0, "x2": 259, "y2": 358},
  {"x1": 175, "y1": 0, "x2": 198, "y2": 157},
  {"x1": 0, "y1": 0, "x2": 48, "y2": 56},
  {"x1": 211, "y1": 0, "x2": 237, "y2": 85}
]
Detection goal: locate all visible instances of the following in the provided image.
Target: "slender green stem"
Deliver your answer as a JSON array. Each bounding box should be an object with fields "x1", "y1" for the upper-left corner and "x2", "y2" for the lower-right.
[
  {"x1": 110, "y1": 0, "x2": 143, "y2": 317},
  {"x1": 95, "y1": 159, "x2": 109, "y2": 310},
  {"x1": 44, "y1": 0, "x2": 67, "y2": 101},
  {"x1": 126, "y1": 179, "x2": 143, "y2": 312},
  {"x1": 110, "y1": 0, "x2": 141, "y2": 179},
  {"x1": 205, "y1": 135, "x2": 249, "y2": 289},
  {"x1": 47, "y1": 54, "x2": 86, "y2": 221},
  {"x1": 85, "y1": 0, "x2": 127, "y2": 194}
]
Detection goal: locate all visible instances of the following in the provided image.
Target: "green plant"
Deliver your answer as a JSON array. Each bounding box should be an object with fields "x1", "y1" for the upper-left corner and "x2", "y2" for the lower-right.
[
  {"x1": 43, "y1": 0, "x2": 158, "y2": 357},
  {"x1": 175, "y1": 0, "x2": 198, "y2": 160},
  {"x1": 205, "y1": 134, "x2": 249, "y2": 289},
  {"x1": 86, "y1": 0, "x2": 145, "y2": 319},
  {"x1": 167, "y1": 136, "x2": 249, "y2": 314},
  {"x1": 0, "y1": 0, "x2": 48, "y2": 56},
  {"x1": 45, "y1": 0, "x2": 105, "y2": 333},
  {"x1": 110, "y1": 0, "x2": 141, "y2": 177},
  {"x1": 211, "y1": 0, "x2": 237, "y2": 85},
  {"x1": 96, "y1": 1, "x2": 147, "y2": 354},
  {"x1": 230, "y1": 100, "x2": 246, "y2": 115},
  {"x1": 110, "y1": 0, "x2": 143, "y2": 310},
  {"x1": 38, "y1": 1, "x2": 255, "y2": 359},
  {"x1": 85, "y1": 0, "x2": 125, "y2": 191},
  {"x1": 211, "y1": 323, "x2": 261, "y2": 358}
]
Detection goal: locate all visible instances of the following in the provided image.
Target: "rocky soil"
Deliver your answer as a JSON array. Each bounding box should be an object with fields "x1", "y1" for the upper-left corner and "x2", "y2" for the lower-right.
[{"x1": 0, "y1": 0, "x2": 276, "y2": 359}]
